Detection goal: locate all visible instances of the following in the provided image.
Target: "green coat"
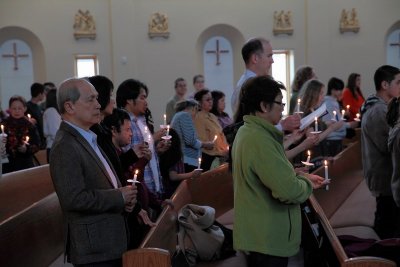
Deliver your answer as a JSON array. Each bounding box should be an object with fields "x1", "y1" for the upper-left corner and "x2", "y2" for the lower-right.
[{"x1": 232, "y1": 115, "x2": 312, "y2": 257}]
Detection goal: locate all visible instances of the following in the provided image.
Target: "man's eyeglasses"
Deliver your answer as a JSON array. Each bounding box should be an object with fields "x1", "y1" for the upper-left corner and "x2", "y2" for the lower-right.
[{"x1": 273, "y1": 101, "x2": 286, "y2": 108}]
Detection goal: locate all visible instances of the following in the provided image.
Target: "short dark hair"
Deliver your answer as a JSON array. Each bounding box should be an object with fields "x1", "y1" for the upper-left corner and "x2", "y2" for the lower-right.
[
  {"x1": 88, "y1": 75, "x2": 114, "y2": 111},
  {"x1": 327, "y1": 77, "x2": 344, "y2": 95},
  {"x1": 116, "y1": 79, "x2": 148, "y2": 108},
  {"x1": 374, "y1": 65, "x2": 400, "y2": 92},
  {"x1": 9, "y1": 95, "x2": 27, "y2": 108},
  {"x1": 103, "y1": 108, "x2": 131, "y2": 133},
  {"x1": 30, "y1": 83, "x2": 45, "y2": 97},
  {"x1": 193, "y1": 74, "x2": 204, "y2": 84},
  {"x1": 194, "y1": 89, "x2": 210, "y2": 103},
  {"x1": 174, "y1": 78, "x2": 185, "y2": 89},
  {"x1": 238, "y1": 76, "x2": 285, "y2": 120},
  {"x1": 241, "y1": 38, "x2": 266, "y2": 64}
]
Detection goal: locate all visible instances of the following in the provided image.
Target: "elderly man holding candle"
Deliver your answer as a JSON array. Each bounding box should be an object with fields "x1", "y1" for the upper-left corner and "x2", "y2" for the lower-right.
[{"x1": 232, "y1": 76, "x2": 327, "y2": 267}]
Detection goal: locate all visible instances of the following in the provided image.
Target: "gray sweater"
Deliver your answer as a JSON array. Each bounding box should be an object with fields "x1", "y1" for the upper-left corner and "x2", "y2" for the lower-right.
[{"x1": 361, "y1": 95, "x2": 393, "y2": 196}]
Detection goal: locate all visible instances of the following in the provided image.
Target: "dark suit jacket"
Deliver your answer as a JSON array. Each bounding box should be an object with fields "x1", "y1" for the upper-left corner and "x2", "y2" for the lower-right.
[{"x1": 50, "y1": 121, "x2": 127, "y2": 264}]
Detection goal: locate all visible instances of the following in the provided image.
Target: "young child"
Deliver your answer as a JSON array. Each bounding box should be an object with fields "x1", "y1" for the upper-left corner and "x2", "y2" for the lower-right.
[
  {"x1": 3, "y1": 95, "x2": 40, "y2": 173},
  {"x1": 159, "y1": 128, "x2": 202, "y2": 198}
]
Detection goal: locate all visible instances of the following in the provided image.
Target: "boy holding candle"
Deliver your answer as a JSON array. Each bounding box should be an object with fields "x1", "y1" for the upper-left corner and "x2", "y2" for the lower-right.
[{"x1": 3, "y1": 95, "x2": 40, "y2": 173}]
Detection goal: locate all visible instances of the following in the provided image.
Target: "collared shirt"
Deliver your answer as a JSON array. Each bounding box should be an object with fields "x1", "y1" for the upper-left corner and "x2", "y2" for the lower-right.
[
  {"x1": 65, "y1": 121, "x2": 119, "y2": 188},
  {"x1": 231, "y1": 69, "x2": 257, "y2": 114},
  {"x1": 126, "y1": 112, "x2": 163, "y2": 194}
]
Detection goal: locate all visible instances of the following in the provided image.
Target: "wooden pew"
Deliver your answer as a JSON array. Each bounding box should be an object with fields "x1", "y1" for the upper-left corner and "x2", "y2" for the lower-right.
[
  {"x1": 0, "y1": 165, "x2": 64, "y2": 267},
  {"x1": 303, "y1": 141, "x2": 396, "y2": 266},
  {"x1": 0, "y1": 165, "x2": 54, "y2": 222},
  {"x1": 124, "y1": 141, "x2": 396, "y2": 267},
  {"x1": 124, "y1": 164, "x2": 247, "y2": 267}
]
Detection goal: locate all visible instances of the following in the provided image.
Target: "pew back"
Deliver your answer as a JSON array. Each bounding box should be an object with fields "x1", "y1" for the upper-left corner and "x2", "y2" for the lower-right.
[
  {"x1": 140, "y1": 164, "x2": 233, "y2": 256},
  {"x1": 0, "y1": 164, "x2": 53, "y2": 222}
]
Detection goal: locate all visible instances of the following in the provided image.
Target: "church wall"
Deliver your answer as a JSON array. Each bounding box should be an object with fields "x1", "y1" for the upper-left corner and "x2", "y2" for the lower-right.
[{"x1": 0, "y1": 0, "x2": 399, "y2": 125}]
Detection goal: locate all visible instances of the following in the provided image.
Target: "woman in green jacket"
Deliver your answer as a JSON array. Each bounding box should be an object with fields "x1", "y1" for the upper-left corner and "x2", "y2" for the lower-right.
[{"x1": 232, "y1": 76, "x2": 327, "y2": 267}]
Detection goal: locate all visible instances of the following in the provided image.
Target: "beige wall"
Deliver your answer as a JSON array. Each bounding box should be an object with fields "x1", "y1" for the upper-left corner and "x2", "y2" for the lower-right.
[{"x1": 0, "y1": 0, "x2": 399, "y2": 125}]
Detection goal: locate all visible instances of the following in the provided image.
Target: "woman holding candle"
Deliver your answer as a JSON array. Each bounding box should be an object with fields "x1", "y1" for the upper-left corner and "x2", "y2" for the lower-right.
[
  {"x1": 342, "y1": 73, "x2": 365, "y2": 121},
  {"x1": 210, "y1": 90, "x2": 233, "y2": 129},
  {"x1": 289, "y1": 65, "x2": 316, "y2": 114},
  {"x1": 194, "y1": 89, "x2": 229, "y2": 171},
  {"x1": 171, "y1": 99, "x2": 214, "y2": 172},
  {"x1": 3, "y1": 95, "x2": 40, "y2": 173},
  {"x1": 232, "y1": 76, "x2": 326, "y2": 267},
  {"x1": 298, "y1": 79, "x2": 344, "y2": 159},
  {"x1": 321, "y1": 77, "x2": 359, "y2": 156}
]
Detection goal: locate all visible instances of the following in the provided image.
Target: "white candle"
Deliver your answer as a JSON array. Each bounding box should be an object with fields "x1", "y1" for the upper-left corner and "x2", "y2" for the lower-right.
[
  {"x1": 333, "y1": 111, "x2": 337, "y2": 121},
  {"x1": 341, "y1": 109, "x2": 345, "y2": 120},
  {"x1": 163, "y1": 114, "x2": 167, "y2": 126},
  {"x1": 133, "y1": 169, "x2": 139, "y2": 182},
  {"x1": 166, "y1": 125, "x2": 170, "y2": 136},
  {"x1": 356, "y1": 113, "x2": 360, "y2": 120},
  {"x1": 324, "y1": 160, "x2": 329, "y2": 190},
  {"x1": 306, "y1": 150, "x2": 311, "y2": 163},
  {"x1": 213, "y1": 135, "x2": 217, "y2": 142},
  {"x1": 1, "y1": 125, "x2": 4, "y2": 134},
  {"x1": 198, "y1": 157, "x2": 202, "y2": 169},
  {"x1": 297, "y1": 98, "x2": 301, "y2": 113},
  {"x1": 314, "y1": 117, "x2": 318, "y2": 132}
]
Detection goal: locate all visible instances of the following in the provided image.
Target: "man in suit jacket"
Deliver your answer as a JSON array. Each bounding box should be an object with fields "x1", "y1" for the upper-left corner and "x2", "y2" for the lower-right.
[{"x1": 50, "y1": 78, "x2": 137, "y2": 267}]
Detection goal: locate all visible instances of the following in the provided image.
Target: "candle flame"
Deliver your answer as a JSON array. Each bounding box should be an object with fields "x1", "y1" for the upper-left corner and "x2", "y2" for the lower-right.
[
  {"x1": 25, "y1": 136, "x2": 30, "y2": 143},
  {"x1": 27, "y1": 114, "x2": 31, "y2": 119},
  {"x1": 324, "y1": 160, "x2": 328, "y2": 166},
  {"x1": 297, "y1": 98, "x2": 301, "y2": 104},
  {"x1": 346, "y1": 105, "x2": 350, "y2": 109},
  {"x1": 135, "y1": 169, "x2": 139, "y2": 175},
  {"x1": 307, "y1": 150, "x2": 311, "y2": 156},
  {"x1": 356, "y1": 113, "x2": 360, "y2": 118}
]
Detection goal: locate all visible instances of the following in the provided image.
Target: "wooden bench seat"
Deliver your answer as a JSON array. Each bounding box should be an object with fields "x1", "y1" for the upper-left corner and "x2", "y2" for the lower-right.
[
  {"x1": 125, "y1": 140, "x2": 396, "y2": 267},
  {"x1": 0, "y1": 164, "x2": 53, "y2": 222},
  {"x1": 306, "y1": 141, "x2": 396, "y2": 266},
  {"x1": 123, "y1": 164, "x2": 246, "y2": 267},
  {"x1": 0, "y1": 165, "x2": 64, "y2": 267}
]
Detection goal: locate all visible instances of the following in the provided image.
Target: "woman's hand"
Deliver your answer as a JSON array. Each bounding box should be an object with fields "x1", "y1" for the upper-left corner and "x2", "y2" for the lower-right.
[
  {"x1": 303, "y1": 173, "x2": 330, "y2": 189},
  {"x1": 137, "y1": 209, "x2": 156, "y2": 227}
]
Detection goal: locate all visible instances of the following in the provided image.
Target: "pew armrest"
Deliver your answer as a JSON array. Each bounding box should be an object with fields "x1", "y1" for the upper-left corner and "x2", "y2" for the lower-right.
[
  {"x1": 343, "y1": 256, "x2": 396, "y2": 267},
  {"x1": 123, "y1": 248, "x2": 171, "y2": 267}
]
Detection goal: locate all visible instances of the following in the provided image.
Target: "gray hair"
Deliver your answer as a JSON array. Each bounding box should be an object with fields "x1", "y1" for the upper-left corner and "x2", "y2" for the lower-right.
[
  {"x1": 57, "y1": 78, "x2": 85, "y2": 114},
  {"x1": 175, "y1": 99, "x2": 199, "y2": 112}
]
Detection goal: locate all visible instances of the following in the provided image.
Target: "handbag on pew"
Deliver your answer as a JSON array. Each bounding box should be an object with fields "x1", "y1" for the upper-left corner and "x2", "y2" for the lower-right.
[
  {"x1": 172, "y1": 204, "x2": 225, "y2": 267},
  {"x1": 338, "y1": 235, "x2": 400, "y2": 265}
]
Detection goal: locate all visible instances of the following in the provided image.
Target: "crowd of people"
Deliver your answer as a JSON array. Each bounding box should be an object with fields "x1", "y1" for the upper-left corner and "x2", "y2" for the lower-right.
[{"x1": 2, "y1": 37, "x2": 400, "y2": 267}]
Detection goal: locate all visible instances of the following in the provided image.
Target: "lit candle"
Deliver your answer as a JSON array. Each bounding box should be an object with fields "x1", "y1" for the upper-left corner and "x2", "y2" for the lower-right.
[
  {"x1": 306, "y1": 150, "x2": 311, "y2": 163},
  {"x1": 163, "y1": 114, "x2": 167, "y2": 126},
  {"x1": 356, "y1": 113, "x2": 360, "y2": 120},
  {"x1": 198, "y1": 157, "x2": 202, "y2": 169},
  {"x1": 314, "y1": 117, "x2": 318, "y2": 132},
  {"x1": 166, "y1": 125, "x2": 170, "y2": 136},
  {"x1": 324, "y1": 160, "x2": 329, "y2": 190},
  {"x1": 297, "y1": 98, "x2": 301, "y2": 113},
  {"x1": 1, "y1": 125, "x2": 4, "y2": 134},
  {"x1": 346, "y1": 105, "x2": 350, "y2": 112},
  {"x1": 24, "y1": 136, "x2": 30, "y2": 145},
  {"x1": 341, "y1": 109, "x2": 345, "y2": 120},
  {"x1": 333, "y1": 111, "x2": 337, "y2": 121},
  {"x1": 27, "y1": 114, "x2": 31, "y2": 120},
  {"x1": 133, "y1": 169, "x2": 139, "y2": 183},
  {"x1": 213, "y1": 135, "x2": 217, "y2": 142}
]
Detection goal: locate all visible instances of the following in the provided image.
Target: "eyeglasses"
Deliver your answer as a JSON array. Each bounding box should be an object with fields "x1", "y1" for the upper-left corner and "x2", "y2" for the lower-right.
[{"x1": 273, "y1": 101, "x2": 286, "y2": 108}]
